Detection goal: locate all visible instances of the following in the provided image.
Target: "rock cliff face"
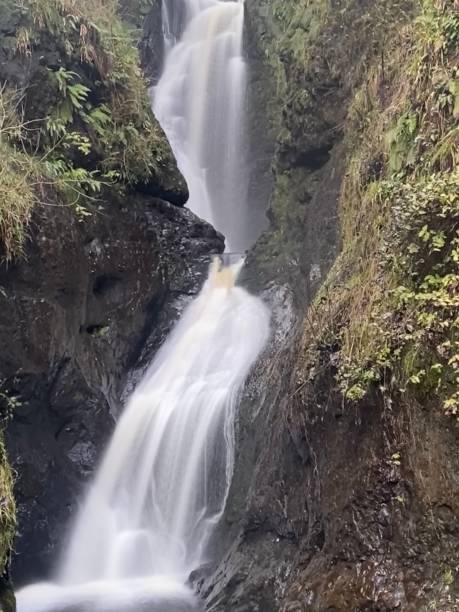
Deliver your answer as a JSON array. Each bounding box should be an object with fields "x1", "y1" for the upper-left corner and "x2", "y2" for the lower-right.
[
  {"x1": 203, "y1": 337, "x2": 459, "y2": 611},
  {"x1": 199, "y1": 1, "x2": 459, "y2": 611},
  {"x1": 0, "y1": 0, "x2": 225, "y2": 589}
]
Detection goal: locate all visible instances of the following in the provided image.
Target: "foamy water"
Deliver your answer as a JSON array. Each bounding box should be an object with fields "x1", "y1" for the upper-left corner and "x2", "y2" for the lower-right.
[{"x1": 153, "y1": 0, "x2": 264, "y2": 252}]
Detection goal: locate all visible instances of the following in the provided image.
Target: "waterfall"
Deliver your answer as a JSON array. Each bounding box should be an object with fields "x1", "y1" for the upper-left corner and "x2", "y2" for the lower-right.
[
  {"x1": 153, "y1": 0, "x2": 263, "y2": 252},
  {"x1": 57, "y1": 259, "x2": 270, "y2": 587},
  {"x1": 17, "y1": 1, "x2": 270, "y2": 610}
]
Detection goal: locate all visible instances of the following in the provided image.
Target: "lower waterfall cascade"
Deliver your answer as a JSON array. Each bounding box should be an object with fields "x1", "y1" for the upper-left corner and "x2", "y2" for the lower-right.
[
  {"x1": 16, "y1": 0, "x2": 271, "y2": 611},
  {"x1": 17, "y1": 260, "x2": 270, "y2": 612}
]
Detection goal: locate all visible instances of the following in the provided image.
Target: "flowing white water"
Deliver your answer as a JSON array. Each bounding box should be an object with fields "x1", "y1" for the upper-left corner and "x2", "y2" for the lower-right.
[
  {"x1": 17, "y1": 1, "x2": 271, "y2": 610},
  {"x1": 59, "y1": 259, "x2": 270, "y2": 585},
  {"x1": 153, "y1": 0, "x2": 262, "y2": 252},
  {"x1": 18, "y1": 260, "x2": 270, "y2": 611}
]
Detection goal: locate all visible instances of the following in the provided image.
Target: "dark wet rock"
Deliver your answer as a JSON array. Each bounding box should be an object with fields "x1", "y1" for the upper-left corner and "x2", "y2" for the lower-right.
[
  {"x1": 204, "y1": 334, "x2": 459, "y2": 611},
  {"x1": 134, "y1": 170, "x2": 189, "y2": 207},
  {"x1": 197, "y1": 4, "x2": 459, "y2": 607},
  {"x1": 140, "y1": 0, "x2": 165, "y2": 84},
  {"x1": 1, "y1": 192, "x2": 223, "y2": 586},
  {"x1": 240, "y1": 4, "x2": 274, "y2": 250},
  {"x1": 141, "y1": 0, "x2": 187, "y2": 85},
  {"x1": 242, "y1": 1, "x2": 348, "y2": 299},
  {"x1": 0, "y1": 572, "x2": 15, "y2": 612},
  {"x1": 201, "y1": 269, "x2": 459, "y2": 610}
]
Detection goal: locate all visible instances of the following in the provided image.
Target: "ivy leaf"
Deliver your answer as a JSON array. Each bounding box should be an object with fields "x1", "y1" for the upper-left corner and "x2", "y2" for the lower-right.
[{"x1": 418, "y1": 225, "x2": 430, "y2": 242}]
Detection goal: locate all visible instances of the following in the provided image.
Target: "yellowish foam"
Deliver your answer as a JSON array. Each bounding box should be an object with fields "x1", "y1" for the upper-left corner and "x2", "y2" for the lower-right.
[{"x1": 209, "y1": 257, "x2": 236, "y2": 289}]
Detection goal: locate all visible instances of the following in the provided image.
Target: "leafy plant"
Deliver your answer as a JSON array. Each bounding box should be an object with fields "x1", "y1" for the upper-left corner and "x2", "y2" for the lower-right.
[
  {"x1": 386, "y1": 112, "x2": 418, "y2": 173},
  {"x1": 0, "y1": 86, "x2": 41, "y2": 259},
  {"x1": 0, "y1": 0, "x2": 180, "y2": 258}
]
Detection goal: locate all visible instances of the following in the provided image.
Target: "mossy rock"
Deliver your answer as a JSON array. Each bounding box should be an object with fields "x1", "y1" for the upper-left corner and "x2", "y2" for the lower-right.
[
  {"x1": 0, "y1": 0, "x2": 187, "y2": 259},
  {"x1": 0, "y1": 579, "x2": 15, "y2": 612}
]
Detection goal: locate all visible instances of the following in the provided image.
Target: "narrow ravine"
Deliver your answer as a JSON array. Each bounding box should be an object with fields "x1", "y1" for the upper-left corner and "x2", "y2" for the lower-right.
[{"x1": 16, "y1": 1, "x2": 270, "y2": 611}]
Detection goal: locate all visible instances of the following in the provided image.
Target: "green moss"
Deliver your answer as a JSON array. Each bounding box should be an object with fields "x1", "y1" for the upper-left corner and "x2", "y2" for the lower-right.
[
  {"x1": 0, "y1": 586, "x2": 15, "y2": 612},
  {"x1": 0, "y1": 143, "x2": 36, "y2": 261},
  {"x1": 13, "y1": 0, "x2": 171, "y2": 186},
  {"x1": 0, "y1": 88, "x2": 43, "y2": 260},
  {"x1": 252, "y1": 0, "x2": 415, "y2": 280}
]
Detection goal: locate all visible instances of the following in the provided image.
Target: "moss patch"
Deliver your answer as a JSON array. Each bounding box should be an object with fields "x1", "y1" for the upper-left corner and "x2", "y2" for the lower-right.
[{"x1": 249, "y1": 0, "x2": 416, "y2": 284}]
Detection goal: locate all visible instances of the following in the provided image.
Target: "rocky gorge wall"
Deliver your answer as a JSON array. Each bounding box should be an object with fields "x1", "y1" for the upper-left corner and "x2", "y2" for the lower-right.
[
  {"x1": 200, "y1": 0, "x2": 459, "y2": 611},
  {"x1": 0, "y1": 0, "x2": 225, "y2": 595},
  {"x1": 2, "y1": 194, "x2": 223, "y2": 585}
]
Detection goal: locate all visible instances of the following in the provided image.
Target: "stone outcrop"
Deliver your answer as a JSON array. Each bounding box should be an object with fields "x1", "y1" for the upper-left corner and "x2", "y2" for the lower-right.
[{"x1": 1, "y1": 192, "x2": 223, "y2": 585}]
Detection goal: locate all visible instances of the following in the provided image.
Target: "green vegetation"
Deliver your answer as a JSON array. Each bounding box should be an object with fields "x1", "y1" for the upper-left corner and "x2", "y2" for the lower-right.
[
  {"x1": 299, "y1": 0, "x2": 459, "y2": 417},
  {"x1": 0, "y1": 87, "x2": 42, "y2": 260},
  {"x1": 0, "y1": 0, "x2": 176, "y2": 260},
  {"x1": 15, "y1": 0, "x2": 171, "y2": 184},
  {"x1": 252, "y1": 0, "x2": 416, "y2": 280},
  {"x1": 118, "y1": 0, "x2": 154, "y2": 27},
  {"x1": 0, "y1": 437, "x2": 15, "y2": 564},
  {"x1": 0, "y1": 431, "x2": 15, "y2": 591}
]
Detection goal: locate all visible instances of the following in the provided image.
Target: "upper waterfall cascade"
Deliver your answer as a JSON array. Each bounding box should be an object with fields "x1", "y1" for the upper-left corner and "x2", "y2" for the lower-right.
[
  {"x1": 16, "y1": 1, "x2": 271, "y2": 610},
  {"x1": 153, "y1": 0, "x2": 264, "y2": 252}
]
